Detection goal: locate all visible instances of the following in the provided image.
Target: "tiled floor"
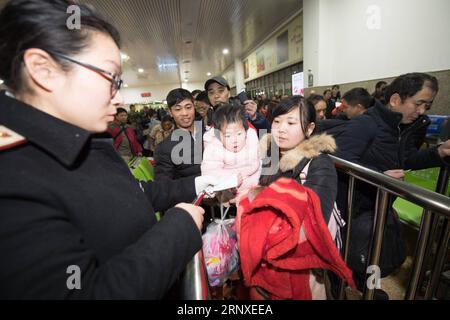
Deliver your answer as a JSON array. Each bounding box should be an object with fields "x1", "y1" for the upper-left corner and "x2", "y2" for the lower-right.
[{"x1": 381, "y1": 256, "x2": 413, "y2": 300}]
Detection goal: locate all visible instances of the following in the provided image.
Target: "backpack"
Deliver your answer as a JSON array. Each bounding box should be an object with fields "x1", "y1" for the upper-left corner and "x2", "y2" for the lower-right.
[{"x1": 300, "y1": 160, "x2": 346, "y2": 249}]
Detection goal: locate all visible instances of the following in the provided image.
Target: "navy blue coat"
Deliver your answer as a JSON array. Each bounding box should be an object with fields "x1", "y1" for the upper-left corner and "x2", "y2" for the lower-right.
[
  {"x1": 332, "y1": 101, "x2": 447, "y2": 277},
  {"x1": 335, "y1": 101, "x2": 443, "y2": 172}
]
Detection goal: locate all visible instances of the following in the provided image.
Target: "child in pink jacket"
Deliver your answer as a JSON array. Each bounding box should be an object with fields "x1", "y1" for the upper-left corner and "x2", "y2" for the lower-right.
[{"x1": 201, "y1": 104, "x2": 261, "y2": 201}]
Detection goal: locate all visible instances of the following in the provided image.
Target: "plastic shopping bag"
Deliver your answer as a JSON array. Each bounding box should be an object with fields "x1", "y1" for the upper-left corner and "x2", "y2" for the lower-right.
[{"x1": 202, "y1": 215, "x2": 240, "y2": 287}]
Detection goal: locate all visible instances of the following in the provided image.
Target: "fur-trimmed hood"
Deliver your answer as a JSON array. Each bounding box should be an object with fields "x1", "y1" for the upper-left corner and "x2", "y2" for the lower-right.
[{"x1": 260, "y1": 133, "x2": 336, "y2": 173}]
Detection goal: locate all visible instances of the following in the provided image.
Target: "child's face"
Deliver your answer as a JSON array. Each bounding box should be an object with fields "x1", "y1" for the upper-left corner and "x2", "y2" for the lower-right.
[{"x1": 220, "y1": 122, "x2": 247, "y2": 153}]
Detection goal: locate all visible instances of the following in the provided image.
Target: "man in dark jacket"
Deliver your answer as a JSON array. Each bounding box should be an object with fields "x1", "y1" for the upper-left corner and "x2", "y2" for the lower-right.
[
  {"x1": 334, "y1": 73, "x2": 450, "y2": 292},
  {"x1": 316, "y1": 87, "x2": 373, "y2": 136},
  {"x1": 154, "y1": 88, "x2": 204, "y2": 180},
  {"x1": 336, "y1": 74, "x2": 449, "y2": 173}
]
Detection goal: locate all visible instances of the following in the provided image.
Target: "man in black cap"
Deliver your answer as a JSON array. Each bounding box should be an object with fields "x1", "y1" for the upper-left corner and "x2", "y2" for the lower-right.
[{"x1": 205, "y1": 76, "x2": 232, "y2": 107}]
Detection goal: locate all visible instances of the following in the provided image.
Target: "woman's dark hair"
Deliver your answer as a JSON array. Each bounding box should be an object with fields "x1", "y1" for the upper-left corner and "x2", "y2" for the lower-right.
[
  {"x1": 257, "y1": 99, "x2": 269, "y2": 111},
  {"x1": 331, "y1": 85, "x2": 341, "y2": 99},
  {"x1": 161, "y1": 115, "x2": 173, "y2": 125},
  {"x1": 268, "y1": 96, "x2": 316, "y2": 137},
  {"x1": 375, "y1": 81, "x2": 387, "y2": 90},
  {"x1": 0, "y1": 0, "x2": 121, "y2": 92},
  {"x1": 307, "y1": 94, "x2": 325, "y2": 107},
  {"x1": 212, "y1": 104, "x2": 248, "y2": 139}
]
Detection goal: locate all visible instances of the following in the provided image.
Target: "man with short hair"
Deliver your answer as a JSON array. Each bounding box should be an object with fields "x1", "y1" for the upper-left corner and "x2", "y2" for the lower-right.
[
  {"x1": 340, "y1": 87, "x2": 373, "y2": 120},
  {"x1": 154, "y1": 89, "x2": 204, "y2": 180},
  {"x1": 107, "y1": 108, "x2": 143, "y2": 163},
  {"x1": 372, "y1": 80, "x2": 388, "y2": 104},
  {"x1": 334, "y1": 73, "x2": 450, "y2": 294}
]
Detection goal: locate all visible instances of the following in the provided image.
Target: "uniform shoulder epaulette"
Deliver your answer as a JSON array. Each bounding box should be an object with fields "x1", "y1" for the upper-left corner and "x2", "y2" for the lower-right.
[{"x1": 0, "y1": 125, "x2": 27, "y2": 151}]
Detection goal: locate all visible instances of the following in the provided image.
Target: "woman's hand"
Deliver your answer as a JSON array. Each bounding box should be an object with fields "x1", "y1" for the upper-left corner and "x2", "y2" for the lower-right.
[{"x1": 175, "y1": 203, "x2": 205, "y2": 231}]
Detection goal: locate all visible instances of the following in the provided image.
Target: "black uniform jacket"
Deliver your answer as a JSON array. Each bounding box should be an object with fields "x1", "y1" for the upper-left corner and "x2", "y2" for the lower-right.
[{"x1": 0, "y1": 91, "x2": 201, "y2": 299}]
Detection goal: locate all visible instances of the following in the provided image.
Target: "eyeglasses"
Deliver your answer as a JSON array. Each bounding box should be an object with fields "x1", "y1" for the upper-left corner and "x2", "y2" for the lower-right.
[{"x1": 48, "y1": 51, "x2": 123, "y2": 98}]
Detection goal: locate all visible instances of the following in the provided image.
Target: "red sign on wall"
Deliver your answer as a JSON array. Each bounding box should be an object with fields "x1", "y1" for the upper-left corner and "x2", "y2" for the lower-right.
[{"x1": 141, "y1": 92, "x2": 152, "y2": 97}]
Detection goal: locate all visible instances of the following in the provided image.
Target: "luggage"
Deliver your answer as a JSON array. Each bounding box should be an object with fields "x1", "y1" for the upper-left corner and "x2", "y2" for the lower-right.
[
  {"x1": 393, "y1": 167, "x2": 449, "y2": 227},
  {"x1": 128, "y1": 156, "x2": 155, "y2": 182},
  {"x1": 128, "y1": 157, "x2": 160, "y2": 221}
]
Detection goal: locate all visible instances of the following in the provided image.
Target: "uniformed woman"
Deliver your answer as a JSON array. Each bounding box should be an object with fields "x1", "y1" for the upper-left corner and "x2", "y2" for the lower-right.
[{"x1": 0, "y1": 0, "x2": 215, "y2": 299}]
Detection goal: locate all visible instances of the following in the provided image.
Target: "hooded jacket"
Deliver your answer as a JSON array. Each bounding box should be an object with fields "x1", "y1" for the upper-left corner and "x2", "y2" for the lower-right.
[{"x1": 238, "y1": 178, "x2": 355, "y2": 300}]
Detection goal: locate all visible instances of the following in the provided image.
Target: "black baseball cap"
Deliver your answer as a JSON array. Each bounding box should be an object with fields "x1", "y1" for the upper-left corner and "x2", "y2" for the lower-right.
[{"x1": 204, "y1": 76, "x2": 230, "y2": 91}]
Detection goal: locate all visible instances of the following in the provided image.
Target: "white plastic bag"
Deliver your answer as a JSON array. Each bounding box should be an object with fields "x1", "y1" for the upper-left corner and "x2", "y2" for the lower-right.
[{"x1": 202, "y1": 206, "x2": 240, "y2": 287}]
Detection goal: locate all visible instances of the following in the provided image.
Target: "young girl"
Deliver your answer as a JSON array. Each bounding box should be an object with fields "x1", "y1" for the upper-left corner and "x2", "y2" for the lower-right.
[{"x1": 201, "y1": 104, "x2": 261, "y2": 200}]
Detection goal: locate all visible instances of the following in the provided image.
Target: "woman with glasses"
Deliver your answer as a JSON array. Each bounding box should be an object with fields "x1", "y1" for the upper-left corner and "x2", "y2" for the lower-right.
[{"x1": 0, "y1": 0, "x2": 217, "y2": 299}]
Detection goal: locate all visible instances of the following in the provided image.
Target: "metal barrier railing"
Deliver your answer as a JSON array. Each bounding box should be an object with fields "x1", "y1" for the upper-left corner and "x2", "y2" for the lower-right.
[
  {"x1": 178, "y1": 250, "x2": 211, "y2": 300},
  {"x1": 330, "y1": 155, "x2": 450, "y2": 300},
  {"x1": 179, "y1": 155, "x2": 449, "y2": 300}
]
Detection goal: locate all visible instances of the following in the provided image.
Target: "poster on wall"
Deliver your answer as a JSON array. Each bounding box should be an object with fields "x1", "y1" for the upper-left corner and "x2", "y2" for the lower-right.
[
  {"x1": 243, "y1": 59, "x2": 249, "y2": 79},
  {"x1": 292, "y1": 72, "x2": 304, "y2": 96},
  {"x1": 256, "y1": 49, "x2": 265, "y2": 73},
  {"x1": 277, "y1": 30, "x2": 289, "y2": 64}
]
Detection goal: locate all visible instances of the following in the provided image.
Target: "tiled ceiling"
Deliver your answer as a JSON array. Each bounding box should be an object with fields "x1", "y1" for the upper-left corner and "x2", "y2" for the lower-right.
[{"x1": 0, "y1": 0, "x2": 302, "y2": 88}]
